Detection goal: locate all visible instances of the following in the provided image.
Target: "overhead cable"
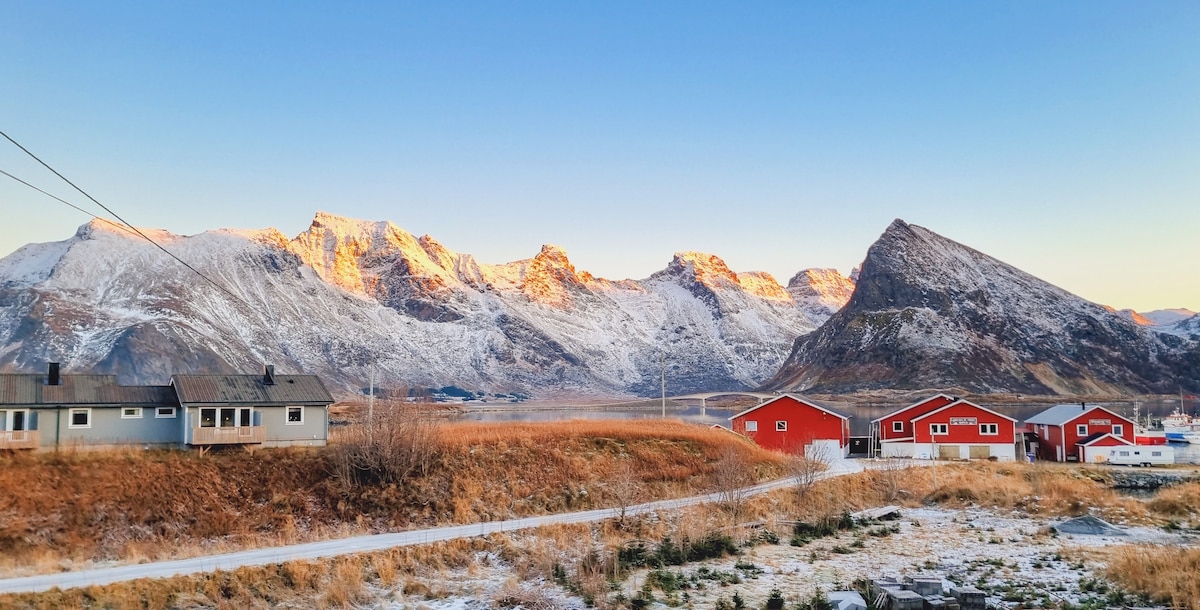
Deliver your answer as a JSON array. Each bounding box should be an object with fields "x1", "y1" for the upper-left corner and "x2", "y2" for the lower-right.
[{"x1": 0, "y1": 129, "x2": 273, "y2": 320}]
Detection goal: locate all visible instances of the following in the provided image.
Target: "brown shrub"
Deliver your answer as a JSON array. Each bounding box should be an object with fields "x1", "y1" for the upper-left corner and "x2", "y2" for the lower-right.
[
  {"x1": 1147, "y1": 482, "x2": 1200, "y2": 517},
  {"x1": 1105, "y1": 544, "x2": 1200, "y2": 610}
]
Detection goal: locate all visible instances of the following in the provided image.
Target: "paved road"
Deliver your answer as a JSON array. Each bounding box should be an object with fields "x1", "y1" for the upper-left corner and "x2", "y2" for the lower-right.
[{"x1": 0, "y1": 460, "x2": 869, "y2": 594}]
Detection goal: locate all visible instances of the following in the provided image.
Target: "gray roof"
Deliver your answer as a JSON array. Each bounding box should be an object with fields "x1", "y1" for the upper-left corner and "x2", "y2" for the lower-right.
[
  {"x1": 1025, "y1": 404, "x2": 1127, "y2": 426},
  {"x1": 171, "y1": 374, "x2": 334, "y2": 406},
  {"x1": 0, "y1": 374, "x2": 178, "y2": 407}
]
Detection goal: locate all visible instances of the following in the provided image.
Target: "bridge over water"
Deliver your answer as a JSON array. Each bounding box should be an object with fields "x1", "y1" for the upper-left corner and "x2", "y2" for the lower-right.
[{"x1": 670, "y1": 391, "x2": 776, "y2": 407}]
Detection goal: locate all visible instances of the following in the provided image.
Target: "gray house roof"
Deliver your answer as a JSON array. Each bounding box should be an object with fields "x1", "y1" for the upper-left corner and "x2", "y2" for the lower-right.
[
  {"x1": 0, "y1": 374, "x2": 178, "y2": 407},
  {"x1": 1025, "y1": 404, "x2": 1129, "y2": 426},
  {"x1": 171, "y1": 374, "x2": 334, "y2": 406}
]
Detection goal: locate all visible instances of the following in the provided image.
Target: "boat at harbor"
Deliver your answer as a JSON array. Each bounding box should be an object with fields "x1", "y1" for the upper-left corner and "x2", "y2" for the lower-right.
[{"x1": 1162, "y1": 407, "x2": 1200, "y2": 443}]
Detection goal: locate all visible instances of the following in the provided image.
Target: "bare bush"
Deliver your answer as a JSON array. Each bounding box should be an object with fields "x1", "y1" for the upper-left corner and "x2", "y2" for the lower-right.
[
  {"x1": 328, "y1": 400, "x2": 442, "y2": 487},
  {"x1": 790, "y1": 442, "x2": 833, "y2": 501},
  {"x1": 873, "y1": 458, "x2": 913, "y2": 502},
  {"x1": 493, "y1": 580, "x2": 564, "y2": 610},
  {"x1": 713, "y1": 446, "x2": 749, "y2": 518},
  {"x1": 607, "y1": 459, "x2": 643, "y2": 525}
]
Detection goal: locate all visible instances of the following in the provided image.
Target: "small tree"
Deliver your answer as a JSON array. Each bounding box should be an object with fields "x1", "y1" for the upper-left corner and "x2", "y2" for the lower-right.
[
  {"x1": 608, "y1": 459, "x2": 643, "y2": 526},
  {"x1": 713, "y1": 446, "x2": 750, "y2": 519},
  {"x1": 790, "y1": 441, "x2": 834, "y2": 502},
  {"x1": 765, "y1": 588, "x2": 786, "y2": 610}
]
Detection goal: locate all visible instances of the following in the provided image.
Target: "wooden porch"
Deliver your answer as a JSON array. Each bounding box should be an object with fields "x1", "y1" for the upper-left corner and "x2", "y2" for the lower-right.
[
  {"x1": 190, "y1": 426, "x2": 265, "y2": 446},
  {"x1": 0, "y1": 430, "x2": 40, "y2": 450}
]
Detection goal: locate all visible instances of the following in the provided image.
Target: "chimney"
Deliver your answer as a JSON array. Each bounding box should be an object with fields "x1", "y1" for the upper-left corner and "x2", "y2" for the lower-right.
[
  {"x1": 48, "y1": 362, "x2": 61, "y2": 386},
  {"x1": 263, "y1": 365, "x2": 276, "y2": 385}
]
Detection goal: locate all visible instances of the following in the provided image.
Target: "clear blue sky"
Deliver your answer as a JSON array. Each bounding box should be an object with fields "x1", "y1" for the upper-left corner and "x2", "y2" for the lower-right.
[{"x1": 2, "y1": 1, "x2": 1197, "y2": 312}]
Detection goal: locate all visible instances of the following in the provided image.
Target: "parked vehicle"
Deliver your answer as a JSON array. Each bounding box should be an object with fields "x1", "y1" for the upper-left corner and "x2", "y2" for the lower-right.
[{"x1": 1106, "y1": 445, "x2": 1174, "y2": 467}]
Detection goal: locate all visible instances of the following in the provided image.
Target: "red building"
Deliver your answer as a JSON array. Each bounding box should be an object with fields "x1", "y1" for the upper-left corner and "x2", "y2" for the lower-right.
[
  {"x1": 873, "y1": 393, "x2": 958, "y2": 443},
  {"x1": 877, "y1": 396, "x2": 1019, "y2": 460},
  {"x1": 1024, "y1": 404, "x2": 1135, "y2": 462},
  {"x1": 729, "y1": 394, "x2": 850, "y2": 457}
]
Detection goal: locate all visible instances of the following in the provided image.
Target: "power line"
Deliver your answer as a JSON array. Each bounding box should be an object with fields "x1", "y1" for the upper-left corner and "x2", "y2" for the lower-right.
[
  {"x1": 0, "y1": 168, "x2": 139, "y2": 238},
  {"x1": 0, "y1": 129, "x2": 273, "y2": 321}
]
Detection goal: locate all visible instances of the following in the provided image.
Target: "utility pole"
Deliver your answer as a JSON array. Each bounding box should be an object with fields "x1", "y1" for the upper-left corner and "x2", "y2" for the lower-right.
[
  {"x1": 368, "y1": 360, "x2": 376, "y2": 442},
  {"x1": 660, "y1": 350, "x2": 666, "y2": 418}
]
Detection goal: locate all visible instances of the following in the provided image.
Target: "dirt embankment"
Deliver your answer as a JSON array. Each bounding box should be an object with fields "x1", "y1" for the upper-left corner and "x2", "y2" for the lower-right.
[{"x1": 0, "y1": 420, "x2": 786, "y2": 573}]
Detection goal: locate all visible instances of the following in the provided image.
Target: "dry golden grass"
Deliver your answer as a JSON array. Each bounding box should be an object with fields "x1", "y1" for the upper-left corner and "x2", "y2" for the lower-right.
[
  {"x1": 1105, "y1": 544, "x2": 1200, "y2": 610},
  {"x1": 1147, "y1": 481, "x2": 1200, "y2": 517},
  {"x1": 0, "y1": 419, "x2": 783, "y2": 574}
]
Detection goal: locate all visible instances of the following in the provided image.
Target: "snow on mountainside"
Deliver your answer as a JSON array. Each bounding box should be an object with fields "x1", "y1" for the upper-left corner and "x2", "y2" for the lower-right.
[
  {"x1": 764, "y1": 219, "x2": 1200, "y2": 395},
  {"x1": 0, "y1": 213, "x2": 853, "y2": 396},
  {"x1": 1142, "y1": 308, "x2": 1197, "y2": 326}
]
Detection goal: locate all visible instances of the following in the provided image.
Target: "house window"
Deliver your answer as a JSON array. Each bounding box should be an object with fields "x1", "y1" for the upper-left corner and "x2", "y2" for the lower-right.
[
  {"x1": 775, "y1": 420, "x2": 787, "y2": 432},
  {"x1": 155, "y1": 407, "x2": 177, "y2": 419},
  {"x1": 287, "y1": 406, "x2": 304, "y2": 424},
  {"x1": 121, "y1": 407, "x2": 142, "y2": 419},
  {"x1": 745, "y1": 420, "x2": 757, "y2": 432},
  {"x1": 1112, "y1": 424, "x2": 1123, "y2": 436},
  {"x1": 892, "y1": 421, "x2": 904, "y2": 433},
  {"x1": 930, "y1": 423, "x2": 948, "y2": 435},
  {"x1": 979, "y1": 423, "x2": 998, "y2": 435},
  {"x1": 69, "y1": 408, "x2": 91, "y2": 429},
  {"x1": 200, "y1": 408, "x2": 217, "y2": 428},
  {"x1": 1076, "y1": 424, "x2": 1088, "y2": 436}
]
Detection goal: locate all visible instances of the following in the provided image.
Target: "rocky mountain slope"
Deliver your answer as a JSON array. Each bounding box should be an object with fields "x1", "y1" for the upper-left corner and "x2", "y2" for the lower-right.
[
  {"x1": 764, "y1": 219, "x2": 1200, "y2": 395},
  {"x1": 0, "y1": 213, "x2": 853, "y2": 396}
]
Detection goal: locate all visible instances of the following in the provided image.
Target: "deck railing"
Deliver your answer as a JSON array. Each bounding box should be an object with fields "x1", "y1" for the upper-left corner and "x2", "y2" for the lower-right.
[
  {"x1": 0, "y1": 430, "x2": 40, "y2": 450},
  {"x1": 190, "y1": 426, "x2": 265, "y2": 445}
]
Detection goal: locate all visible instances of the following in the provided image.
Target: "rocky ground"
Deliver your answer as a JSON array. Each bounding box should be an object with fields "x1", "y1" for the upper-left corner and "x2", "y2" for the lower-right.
[{"x1": 349, "y1": 505, "x2": 1195, "y2": 610}]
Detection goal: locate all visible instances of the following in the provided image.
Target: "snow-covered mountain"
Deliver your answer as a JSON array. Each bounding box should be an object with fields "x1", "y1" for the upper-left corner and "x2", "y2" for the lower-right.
[
  {"x1": 1142, "y1": 308, "x2": 1197, "y2": 327},
  {"x1": 0, "y1": 213, "x2": 854, "y2": 397},
  {"x1": 764, "y1": 219, "x2": 1200, "y2": 395}
]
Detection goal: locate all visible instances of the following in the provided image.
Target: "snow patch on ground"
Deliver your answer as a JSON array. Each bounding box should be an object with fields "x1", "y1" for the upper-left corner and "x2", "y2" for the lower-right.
[{"x1": 359, "y1": 506, "x2": 1194, "y2": 610}]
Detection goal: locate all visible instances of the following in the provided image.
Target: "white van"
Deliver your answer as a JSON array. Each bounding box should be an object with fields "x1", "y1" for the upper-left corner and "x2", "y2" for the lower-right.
[{"x1": 1107, "y1": 446, "x2": 1174, "y2": 467}]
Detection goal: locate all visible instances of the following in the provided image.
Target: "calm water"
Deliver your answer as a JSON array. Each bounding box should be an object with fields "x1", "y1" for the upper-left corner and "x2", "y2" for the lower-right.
[{"x1": 453, "y1": 399, "x2": 1200, "y2": 464}]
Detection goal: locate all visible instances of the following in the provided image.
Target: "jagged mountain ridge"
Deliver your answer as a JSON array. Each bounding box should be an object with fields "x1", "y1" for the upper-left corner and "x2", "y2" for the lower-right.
[
  {"x1": 0, "y1": 213, "x2": 854, "y2": 396},
  {"x1": 764, "y1": 219, "x2": 1200, "y2": 395}
]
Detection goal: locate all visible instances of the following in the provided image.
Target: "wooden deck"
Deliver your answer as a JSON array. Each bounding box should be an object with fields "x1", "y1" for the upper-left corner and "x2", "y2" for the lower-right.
[
  {"x1": 190, "y1": 426, "x2": 265, "y2": 445},
  {"x1": 0, "y1": 430, "x2": 39, "y2": 450}
]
